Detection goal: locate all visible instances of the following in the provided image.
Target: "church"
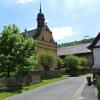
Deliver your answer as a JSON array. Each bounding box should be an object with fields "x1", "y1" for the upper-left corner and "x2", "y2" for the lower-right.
[
  {"x1": 24, "y1": 5, "x2": 57, "y2": 55},
  {"x1": 22, "y1": 5, "x2": 57, "y2": 71}
]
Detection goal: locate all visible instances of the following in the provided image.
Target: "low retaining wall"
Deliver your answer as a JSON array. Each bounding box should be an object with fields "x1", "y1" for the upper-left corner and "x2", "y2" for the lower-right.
[
  {"x1": 0, "y1": 71, "x2": 41, "y2": 90},
  {"x1": 41, "y1": 70, "x2": 62, "y2": 79},
  {"x1": 0, "y1": 71, "x2": 62, "y2": 90}
]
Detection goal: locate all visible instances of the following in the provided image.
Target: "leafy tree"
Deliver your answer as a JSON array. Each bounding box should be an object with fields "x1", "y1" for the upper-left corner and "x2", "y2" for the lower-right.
[
  {"x1": 58, "y1": 38, "x2": 94, "y2": 47},
  {"x1": 38, "y1": 51, "x2": 57, "y2": 71},
  {"x1": 64, "y1": 55, "x2": 80, "y2": 76},
  {"x1": 79, "y1": 58, "x2": 88, "y2": 68},
  {"x1": 57, "y1": 57, "x2": 63, "y2": 69},
  {"x1": 0, "y1": 25, "x2": 36, "y2": 77}
]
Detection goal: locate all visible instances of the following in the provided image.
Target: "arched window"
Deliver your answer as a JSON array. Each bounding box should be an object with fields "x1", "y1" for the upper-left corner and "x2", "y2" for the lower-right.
[{"x1": 42, "y1": 37, "x2": 44, "y2": 40}]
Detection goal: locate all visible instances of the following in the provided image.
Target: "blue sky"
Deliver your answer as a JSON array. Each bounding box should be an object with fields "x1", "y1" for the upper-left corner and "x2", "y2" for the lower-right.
[{"x1": 0, "y1": 0, "x2": 100, "y2": 43}]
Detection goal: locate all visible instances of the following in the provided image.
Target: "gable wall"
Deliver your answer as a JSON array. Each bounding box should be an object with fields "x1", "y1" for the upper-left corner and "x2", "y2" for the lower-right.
[
  {"x1": 36, "y1": 29, "x2": 57, "y2": 54},
  {"x1": 96, "y1": 39, "x2": 100, "y2": 46},
  {"x1": 35, "y1": 29, "x2": 57, "y2": 71},
  {"x1": 93, "y1": 48, "x2": 100, "y2": 65},
  {"x1": 38, "y1": 29, "x2": 54, "y2": 42}
]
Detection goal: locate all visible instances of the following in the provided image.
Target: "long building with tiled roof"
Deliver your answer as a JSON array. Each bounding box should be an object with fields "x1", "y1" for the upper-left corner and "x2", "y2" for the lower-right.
[
  {"x1": 57, "y1": 43, "x2": 92, "y2": 56},
  {"x1": 57, "y1": 43, "x2": 93, "y2": 67}
]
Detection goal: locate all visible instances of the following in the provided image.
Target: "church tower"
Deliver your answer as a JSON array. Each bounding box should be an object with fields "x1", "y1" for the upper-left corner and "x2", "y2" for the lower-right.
[
  {"x1": 37, "y1": 4, "x2": 45, "y2": 28},
  {"x1": 22, "y1": 3, "x2": 57, "y2": 70}
]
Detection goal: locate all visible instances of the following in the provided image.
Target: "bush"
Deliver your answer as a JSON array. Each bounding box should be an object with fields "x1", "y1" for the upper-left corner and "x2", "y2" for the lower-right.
[
  {"x1": 64, "y1": 55, "x2": 80, "y2": 76},
  {"x1": 79, "y1": 58, "x2": 88, "y2": 68},
  {"x1": 96, "y1": 79, "x2": 100, "y2": 99},
  {"x1": 79, "y1": 57, "x2": 89, "y2": 74},
  {"x1": 38, "y1": 51, "x2": 57, "y2": 71},
  {"x1": 57, "y1": 57, "x2": 63, "y2": 69},
  {"x1": 64, "y1": 55, "x2": 89, "y2": 76}
]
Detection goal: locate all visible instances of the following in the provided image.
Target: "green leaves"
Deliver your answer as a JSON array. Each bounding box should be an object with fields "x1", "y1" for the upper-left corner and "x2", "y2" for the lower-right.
[
  {"x1": 97, "y1": 79, "x2": 100, "y2": 92},
  {"x1": 64, "y1": 55, "x2": 88, "y2": 76},
  {"x1": 57, "y1": 57, "x2": 63, "y2": 69},
  {"x1": 79, "y1": 58, "x2": 88, "y2": 68},
  {"x1": 64, "y1": 55, "x2": 80, "y2": 76},
  {"x1": 38, "y1": 51, "x2": 57, "y2": 71},
  {"x1": 0, "y1": 24, "x2": 36, "y2": 77}
]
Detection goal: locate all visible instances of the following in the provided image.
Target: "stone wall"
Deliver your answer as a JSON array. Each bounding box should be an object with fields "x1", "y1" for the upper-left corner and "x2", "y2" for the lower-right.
[
  {"x1": 41, "y1": 70, "x2": 62, "y2": 79},
  {"x1": 0, "y1": 71, "x2": 41, "y2": 90}
]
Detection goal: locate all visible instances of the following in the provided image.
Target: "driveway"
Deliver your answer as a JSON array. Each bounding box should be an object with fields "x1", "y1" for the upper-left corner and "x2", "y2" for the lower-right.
[{"x1": 6, "y1": 77, "x2": 86, "y2": 100}]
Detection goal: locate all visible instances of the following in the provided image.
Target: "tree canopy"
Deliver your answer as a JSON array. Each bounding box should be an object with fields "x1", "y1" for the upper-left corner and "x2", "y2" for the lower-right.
[
  {"x1": 57, "y1": 57, "x2": 63, "y2": 69},
  {"x1": 0, "y1": 25, "x2": 36, "y2": 77},
  {"x1": 58, "y1": 38, "x2": 94, "y2": 48},
  {"x1": 38, "y1": 51, "x2": 57, "y2": 71},
  {"x1": 64, "y1": 55, "x2": 88, "y2": 76}
]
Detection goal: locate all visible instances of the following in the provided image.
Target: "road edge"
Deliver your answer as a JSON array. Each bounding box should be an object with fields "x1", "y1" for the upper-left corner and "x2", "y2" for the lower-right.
[{"x1": 70, "y1": 81, "x2": 86, "y2": 100}]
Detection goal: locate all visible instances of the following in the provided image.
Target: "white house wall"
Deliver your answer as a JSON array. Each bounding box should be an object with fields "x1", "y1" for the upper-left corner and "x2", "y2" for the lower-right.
[
  {"x1": 93, "y1": 48, "x2": 100, "y2": 65},
  {"x1": 96, "y1": 39, "x2": 100, "y2": 46}
]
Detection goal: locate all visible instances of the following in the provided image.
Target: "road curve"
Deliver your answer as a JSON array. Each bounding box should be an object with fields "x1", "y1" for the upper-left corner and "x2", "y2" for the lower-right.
[{"x1": 6, "y1": 77, "x2": 85, "y2": 100}]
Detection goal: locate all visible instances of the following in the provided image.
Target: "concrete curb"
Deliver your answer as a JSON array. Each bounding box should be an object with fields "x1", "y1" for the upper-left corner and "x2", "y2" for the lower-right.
[
  {"x1": 70, "y1": 81, "x2": 86, "y2": 100},
  {"x1": 94, "y1": 87, "x2": 98, "y2": 98}
]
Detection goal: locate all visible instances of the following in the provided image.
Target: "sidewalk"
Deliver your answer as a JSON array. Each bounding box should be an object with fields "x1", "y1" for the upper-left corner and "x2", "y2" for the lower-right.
[{"x1": 78, "y1": 84, "x2": 98, "y2": 100}]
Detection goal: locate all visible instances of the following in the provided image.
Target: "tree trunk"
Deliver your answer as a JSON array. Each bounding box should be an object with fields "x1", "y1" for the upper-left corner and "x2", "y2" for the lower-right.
[
  {"x1": 7, "y1": 67, "x2": 10, "y2": 78},
  {"x1": 44, "y1": 65, "x2": 50, "y2": 71}
]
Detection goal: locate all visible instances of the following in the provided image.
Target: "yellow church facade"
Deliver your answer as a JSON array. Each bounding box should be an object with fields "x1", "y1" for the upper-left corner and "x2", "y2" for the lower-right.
[{"x1": 23, "y1": 5, "x2": 57, "y2": 71}]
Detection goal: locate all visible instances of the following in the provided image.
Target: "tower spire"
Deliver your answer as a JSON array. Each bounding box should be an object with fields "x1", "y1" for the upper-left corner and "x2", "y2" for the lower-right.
[
  {"x1": 37, "y1": 2, "x2": 45, "y2": 28},
  {"x1": 40, "y1": 2, "x2": 42, "y2": 13}
]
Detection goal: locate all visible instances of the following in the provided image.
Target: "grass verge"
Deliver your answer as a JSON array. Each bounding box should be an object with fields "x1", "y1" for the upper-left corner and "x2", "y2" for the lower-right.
[{"x1": 0, "y1": 77, "x2": 67, "y2": 100}]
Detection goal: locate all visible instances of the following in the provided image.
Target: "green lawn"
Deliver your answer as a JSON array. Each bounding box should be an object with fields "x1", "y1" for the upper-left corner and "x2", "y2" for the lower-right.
[{"x1": 0, "y1": 77, "x2": 67, "y2": 100}]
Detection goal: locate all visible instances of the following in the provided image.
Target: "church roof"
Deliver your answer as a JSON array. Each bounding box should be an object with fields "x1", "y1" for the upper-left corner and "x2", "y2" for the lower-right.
[
  {"x1": 21, "y1": 27, "x2": 42, "y2": 39},
  {"x1": 21, "y1": 25, "x2": 52, "y2": 39},
  {"x1": 21, "y1": 5, "x2": 55, "y2": 43},
  {"x1": 26, "y1": 28, "x2": 37, "y2": 38},
  {"x1": 57, "y1": 43, "x2": 92, "y2": 56}
]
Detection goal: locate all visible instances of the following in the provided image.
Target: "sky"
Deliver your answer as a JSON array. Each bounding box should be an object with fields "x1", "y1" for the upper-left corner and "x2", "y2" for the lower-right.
[{"x1": 0, "y1": 0, "x2": 100, "y2": 43}]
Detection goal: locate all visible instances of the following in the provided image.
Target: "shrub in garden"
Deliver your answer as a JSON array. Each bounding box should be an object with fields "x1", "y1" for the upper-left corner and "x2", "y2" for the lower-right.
[
  {"x1": 64, "y1": 55, "x2": 80, "y2": 76},
  {"x1": 96, "y1": 79, "x2": 100, "y2": 100},
  {"x1": 38, "y1": 51, "x2": 57, "y2": 71},
  {"x1": 79, "y1": 58, "x2": 88, "y2": 67},
  {"x1": 78, "y1": 58, "x2": 89, "y2": 74},
  {"x1": 57, "y1": 57, "x2": 63, "y2": 69}
]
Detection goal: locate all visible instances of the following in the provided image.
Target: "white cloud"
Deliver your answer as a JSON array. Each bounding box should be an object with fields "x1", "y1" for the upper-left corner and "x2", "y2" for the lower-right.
[
  {"x1": 52, "y1": 26, "x2": 75, "y2": 41},
  {"x1": 28, "y1": 26, "x2": 36, "y2": 30},
  {"x1": 16, "y1": 0, "x2": 35, "y2": 4},
  {"x1": 64, "y1": 0, "x2": 93, "y2": 11}
]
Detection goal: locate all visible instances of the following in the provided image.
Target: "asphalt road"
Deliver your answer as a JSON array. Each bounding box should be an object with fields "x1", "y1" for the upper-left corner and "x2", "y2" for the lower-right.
[{"x1": 6, "y1": 77, "x2": 85, "y2": 100}]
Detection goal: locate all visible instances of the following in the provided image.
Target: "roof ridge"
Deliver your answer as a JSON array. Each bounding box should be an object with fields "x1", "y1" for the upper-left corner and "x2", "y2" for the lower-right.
[{"x1": 58, "y1": 43, "x2": 91, "y2": 49}]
